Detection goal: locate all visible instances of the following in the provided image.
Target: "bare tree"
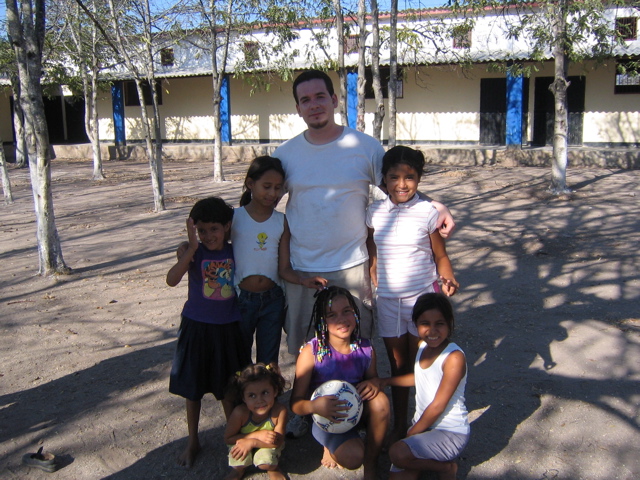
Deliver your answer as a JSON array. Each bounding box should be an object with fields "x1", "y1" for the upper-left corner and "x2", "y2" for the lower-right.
[
  {"x1": 0, "y1": 132, "x2": 14, "y2": 204},
  {"x1": 333, "y1": 0, "x2": 348, "y2": 125},
  {"x1": 105, "y1": 0, "x2": 165, "y2": 210},
  {"x1": 6, "y1": 0, "x2": 69, "y2": 275},
  {"x1": 54, "y1": 0, "x2": 109, "y2": 180},
  {"x1": 388, "y1": 0, "x2": 398, "y2": 147},
  {"x1": 181, "y1": 0, "x2": 238, "y2": 183},
  {"x1": 355, "y1": 0, "x2": 367, "y2": 132},
  {"x1": 369, "y1": 0, "x2": 384, "y2": 141},
  {"x1": 454, "y1": 0, "x2": 626, "y2": 193}
]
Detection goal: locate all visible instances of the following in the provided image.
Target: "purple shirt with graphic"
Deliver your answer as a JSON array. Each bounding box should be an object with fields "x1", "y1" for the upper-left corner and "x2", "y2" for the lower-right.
[{"x1": 181, "y1": 243, "x2": 242, "y2": 325}]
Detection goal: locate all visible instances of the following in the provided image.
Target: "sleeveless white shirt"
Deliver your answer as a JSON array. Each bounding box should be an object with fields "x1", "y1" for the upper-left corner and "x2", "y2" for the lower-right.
[
  {"x1": 230, "y1": 207, "x2": 285, "y2": 287},
  {"x1": 413, "y1": 342, "x2": 470, "y2": 435}
]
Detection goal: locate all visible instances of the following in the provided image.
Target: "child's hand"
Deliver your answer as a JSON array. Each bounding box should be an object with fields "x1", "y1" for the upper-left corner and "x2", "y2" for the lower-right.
[
  {"x1": 300, "y1": 276, "x2": 328, "y2": 290},
  {"x1": 229, "y1": 438, "x2": 253, "y2": 460},
  {"x1": 312, "y1": 395, "x2": 349, "y2": 422},
  {"x1": 249, "y1": 429, "x2": 281, "y2": 446},
  {"x1": 406, "y1": 423, "x2": 424, "y2": 438},
  {"x1": 440, "y1": 275, "x2": 459, "y2": 296},
  {"x1": 356, "y1": 379, "x2": 381, "y2": 401},
  {"x1": 186, "y1": 218, "x2": 199, "y2": 251}
]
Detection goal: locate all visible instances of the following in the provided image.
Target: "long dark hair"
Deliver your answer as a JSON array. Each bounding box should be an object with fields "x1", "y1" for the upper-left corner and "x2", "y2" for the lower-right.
[
  {"x1": 239, "y1": 156, "x2": 285, "y2": 207},
  {"x1": 305, "y1": 286, "x2": 362, "y2": 362}
]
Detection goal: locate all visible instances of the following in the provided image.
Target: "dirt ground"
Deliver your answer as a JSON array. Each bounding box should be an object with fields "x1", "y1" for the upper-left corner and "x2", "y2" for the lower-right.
[{"x1": 1, "y1": 157, "x2": 639, "y2": 480}]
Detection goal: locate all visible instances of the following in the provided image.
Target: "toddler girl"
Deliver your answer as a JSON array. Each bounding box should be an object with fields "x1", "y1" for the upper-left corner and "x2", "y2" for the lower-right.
[{"x1": 224, "y1": 363, "x2": 288, "y2": 480}]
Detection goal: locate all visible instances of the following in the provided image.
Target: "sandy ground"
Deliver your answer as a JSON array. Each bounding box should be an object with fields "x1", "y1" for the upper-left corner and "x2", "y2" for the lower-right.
[{"x1": 1, "y1": 157, "x2": 639, "y2": 480}]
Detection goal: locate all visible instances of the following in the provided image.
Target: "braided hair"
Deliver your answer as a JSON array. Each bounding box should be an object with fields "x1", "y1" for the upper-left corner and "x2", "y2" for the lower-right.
[{"x1": 305, "y1": 286, "x2": 362, "y2": 363}]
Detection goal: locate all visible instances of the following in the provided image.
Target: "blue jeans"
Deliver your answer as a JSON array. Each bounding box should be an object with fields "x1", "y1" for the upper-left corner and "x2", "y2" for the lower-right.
[{"x1": 237, "y1": 285, "x2": 286, "y2": 365}]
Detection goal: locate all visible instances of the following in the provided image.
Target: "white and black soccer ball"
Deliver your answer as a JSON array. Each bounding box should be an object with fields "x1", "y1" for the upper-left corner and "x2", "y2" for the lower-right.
[{"x1": 311, "y1": 380, "x2": 363, "y2": 434}]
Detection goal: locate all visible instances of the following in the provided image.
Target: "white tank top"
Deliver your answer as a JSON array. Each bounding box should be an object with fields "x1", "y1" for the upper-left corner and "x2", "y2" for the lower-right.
[
  {"x1": 412, "y1": 342, "x2": 470, "y2": 435},
  {"x1": 230, "y1": 207, "x2": 285, "y2": 287}
]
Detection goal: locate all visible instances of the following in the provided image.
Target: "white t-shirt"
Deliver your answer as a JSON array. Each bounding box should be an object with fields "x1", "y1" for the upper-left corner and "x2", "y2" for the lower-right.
[
  {"x1": 366, "y1": 194, "x2": 439, "y2": 297},
  {"x1": 413, "y1": 342, "x2": 470, "y2": 435},
  {"x1": 230, "y1": 206, "x2": 285, "y2": 287},
  {"x1": 274, "y1": 127, "x2": 384, "y2": 273}
]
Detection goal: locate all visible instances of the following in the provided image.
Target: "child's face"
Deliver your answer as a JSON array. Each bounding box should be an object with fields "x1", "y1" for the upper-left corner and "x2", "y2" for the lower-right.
[
  {"x1": 325, "y1": 295, "x2": 356, "y2": 341},
  {"x1": 242, "y1": 379, "x2": 276, "y2": 417},
  {"x1": 195, "y1": 221, "x2": 229, "y2": 251},
  {"x1": 247, "y1": 169, "x2": 284, "y2": 210},
  {"x1": 384, "y1": 163, "x2": 420, "y2": 205},
  {"x1": 415, "y1": 308, "x2": 450, "y2": 349}
]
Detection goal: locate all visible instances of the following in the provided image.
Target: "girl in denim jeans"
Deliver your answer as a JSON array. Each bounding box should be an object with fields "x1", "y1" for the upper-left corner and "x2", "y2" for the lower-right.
[{"x1": 231, "y1": 156, "x2": 326, "y2": 365}]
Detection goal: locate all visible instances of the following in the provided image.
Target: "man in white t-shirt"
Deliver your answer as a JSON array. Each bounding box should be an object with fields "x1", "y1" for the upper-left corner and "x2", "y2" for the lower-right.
[{"x1": 275, "y1": 70, "x2": 455, "y2": 358}]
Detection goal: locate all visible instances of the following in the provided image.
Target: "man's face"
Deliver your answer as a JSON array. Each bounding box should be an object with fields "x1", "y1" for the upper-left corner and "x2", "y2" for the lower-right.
[{"x1": 295, "y1": 78, "x2": 338, "y2": 130}]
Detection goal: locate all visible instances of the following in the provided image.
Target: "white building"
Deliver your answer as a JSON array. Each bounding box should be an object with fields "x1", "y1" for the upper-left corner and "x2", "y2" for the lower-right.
[{"x1": 2, "y1": 5, "x2": 639, "y2": 149}]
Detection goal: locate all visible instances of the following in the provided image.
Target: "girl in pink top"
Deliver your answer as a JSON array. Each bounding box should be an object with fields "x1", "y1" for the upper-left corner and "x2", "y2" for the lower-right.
[{"x1": 366, "y1": 145, "x2": 459, "y2": 443}]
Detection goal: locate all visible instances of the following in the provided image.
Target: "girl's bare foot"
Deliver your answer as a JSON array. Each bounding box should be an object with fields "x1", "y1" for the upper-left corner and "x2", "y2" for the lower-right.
[
  {"x1": 223, "y1": 466, "x2": 246, "y2": 480},
  {"x1": 267, "y1": 467, "x2": 286, "y2": 480},
  {"x1": 320, "y1": 446, "x2": 339, "y2": 469},
  {"x1": 438, "y1": 461, "x2": 458, "y2": 480},
  {"x1": 177, "y1": 441, "x2": 201, "y2": 468}
]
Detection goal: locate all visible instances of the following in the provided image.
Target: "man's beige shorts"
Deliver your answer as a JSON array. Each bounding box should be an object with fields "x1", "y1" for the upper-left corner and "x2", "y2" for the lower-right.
[{"x1": 283, "y1": 262, "x2": 373, "y2": 355}]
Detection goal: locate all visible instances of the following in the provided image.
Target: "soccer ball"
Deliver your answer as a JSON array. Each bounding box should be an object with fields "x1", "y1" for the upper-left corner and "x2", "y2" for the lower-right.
[{"x1": 311, "y1": 380, "x2": 363, "y2": 434}]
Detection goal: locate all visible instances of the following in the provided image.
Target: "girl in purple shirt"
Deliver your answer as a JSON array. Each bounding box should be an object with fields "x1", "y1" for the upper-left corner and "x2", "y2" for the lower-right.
[{"x1": 290, "y1": 286, "x2": 390, "y2": 480}]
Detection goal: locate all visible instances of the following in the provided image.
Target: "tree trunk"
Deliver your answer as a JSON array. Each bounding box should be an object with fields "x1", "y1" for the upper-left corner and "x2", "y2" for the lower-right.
[
  {"x1": 135, "y1": 79, "x2": 165, "y2": 211},
  {"x1": 388, "y1": 0, "x2": 398, "y2": 147},
  {"x1": 549, "y1": 1, "x2": 572, "y2": 194},
  {"x1": 10, "y1": 77, "x2": 28, "y2": 168},
  {"x1": 84, "y1": 66, "x2": 104, "y2": 180},
  {"x1": 370, "y1": 0, "x2": 385, "y2": 141},
  {"x1": 0, "y1": 136, "x2": 14, "y2": 204},
  {"x1": 212, "y1": 82, "x2": 224, "y2": 182},
  {"x1": 7, "y1": 0, "x2": 69, "y2": 275},
  {"x1": 356, "y1": 0, "x2": 367, "y2": 132},
  {"x1": 333, "y1": 0, "x2": 348, "y2": 126}
]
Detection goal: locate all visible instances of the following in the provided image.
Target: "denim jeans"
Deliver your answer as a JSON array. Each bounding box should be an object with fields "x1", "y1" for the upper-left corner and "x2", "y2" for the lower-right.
[{"x1": 237, "y1": 285, "x2": 286, "y2": 365}]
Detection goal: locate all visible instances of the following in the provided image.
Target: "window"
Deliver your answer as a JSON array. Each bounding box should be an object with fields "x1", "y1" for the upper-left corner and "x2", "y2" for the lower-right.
[
  {"x1": 364, "y1": 66, "x2": 403, "y2": 99},
  {"x1": 344, "y1": 34, "x2": 359, "y2": 54},
  {"x1": 243, "y1": 42, "x2": 259, "y2": 66},
  {"x1": 124, "y1": 80, "x2": 163, "y2": 106},
  {"x1": 615, "y1": 61, "x2": 640, "y2": 94},
  {"x1": 160, "y1": 48, "x2": 174, "y2": 66},
  {"x1": 616, "y1": 17, "x2": 637, "y2": 41},
  {"x1": 452, "y1": 24, "x2": 472, "y2": 49}
]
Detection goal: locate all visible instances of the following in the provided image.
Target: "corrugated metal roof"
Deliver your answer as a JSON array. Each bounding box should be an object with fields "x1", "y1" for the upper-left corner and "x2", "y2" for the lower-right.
[{"x1": 96, "y1": 6, "x2": 640, "y2": 79}]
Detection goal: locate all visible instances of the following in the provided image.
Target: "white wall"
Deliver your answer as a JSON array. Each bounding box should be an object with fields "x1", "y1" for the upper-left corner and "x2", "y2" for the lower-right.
[{"x1": 93, "y1": 61, "x2": 640, "y2": 145}]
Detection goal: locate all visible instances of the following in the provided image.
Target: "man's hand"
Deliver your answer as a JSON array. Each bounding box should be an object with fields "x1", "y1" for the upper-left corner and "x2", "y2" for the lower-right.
[{"x1": 432, "y1": 201, "x2": 456, "y2": 238}]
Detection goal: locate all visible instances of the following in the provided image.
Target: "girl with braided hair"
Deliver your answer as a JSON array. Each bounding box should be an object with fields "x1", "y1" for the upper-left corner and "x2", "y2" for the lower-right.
[{"x1": 289, "y1": 286, "x2": 390, "y2": 479}]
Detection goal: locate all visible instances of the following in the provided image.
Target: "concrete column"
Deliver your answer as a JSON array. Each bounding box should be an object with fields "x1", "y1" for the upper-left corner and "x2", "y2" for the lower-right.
[
  {"x1": 111, "y1": 82, "x2": 125, "y2": 146},
  {"x1": 221, "y1": 75, "x2": 231, "y2": 144},
  {"x1": 506, "y1": 72, "x2": 523, "y2": 147},
  {"x1": 347, "y1": 71, "x2": 357, "y2": 129}
]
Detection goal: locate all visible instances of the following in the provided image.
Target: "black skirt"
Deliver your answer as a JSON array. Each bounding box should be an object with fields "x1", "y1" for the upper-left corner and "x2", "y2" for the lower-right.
[{"x1": 169, "y1": 316, "x2": 251, "y2": 401}]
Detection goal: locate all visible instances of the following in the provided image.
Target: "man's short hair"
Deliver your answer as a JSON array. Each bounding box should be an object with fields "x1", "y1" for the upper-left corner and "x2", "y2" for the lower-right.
[
  {"x1": 293, "y1": 70, "x2": 335, "y2": 104},
  {"x1": 189, "y1": 197, "x2": 233, "y2": 225}
]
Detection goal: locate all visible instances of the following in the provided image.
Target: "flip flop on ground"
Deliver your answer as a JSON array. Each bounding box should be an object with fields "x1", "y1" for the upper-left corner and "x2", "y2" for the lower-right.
[{"x1": 22, "y1": 446, "x2": 58, "y2": 473}]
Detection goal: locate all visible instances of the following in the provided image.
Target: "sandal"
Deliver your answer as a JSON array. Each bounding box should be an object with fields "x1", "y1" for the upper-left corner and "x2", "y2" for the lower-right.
[{"x1": 22, "y1": 446, "x2": 58, "y2": 472}]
